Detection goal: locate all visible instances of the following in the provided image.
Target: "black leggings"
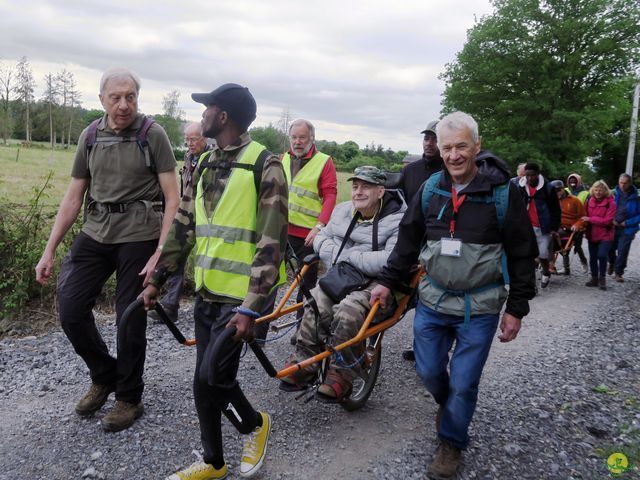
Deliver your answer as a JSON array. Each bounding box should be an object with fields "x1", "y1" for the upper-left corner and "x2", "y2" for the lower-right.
[{"x1": 193, "y1": 296, "x2": 261, "y2": 466}]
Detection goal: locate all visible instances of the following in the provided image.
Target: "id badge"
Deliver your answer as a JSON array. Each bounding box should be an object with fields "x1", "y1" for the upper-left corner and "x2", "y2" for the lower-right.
[{"x1": 441, "y1": 237, "x2": 462, "y2": 257}]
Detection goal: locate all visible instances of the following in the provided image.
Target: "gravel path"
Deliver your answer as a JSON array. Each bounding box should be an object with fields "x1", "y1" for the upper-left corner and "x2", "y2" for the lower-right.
[{"x1": 1, "y1": 243, "x2": 638, "y2": 480}]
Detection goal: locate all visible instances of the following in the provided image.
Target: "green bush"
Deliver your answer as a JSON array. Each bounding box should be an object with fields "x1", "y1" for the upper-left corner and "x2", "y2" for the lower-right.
[
  {"x1": 0, "y1": 172, "x2": 83, "y2": 319},
  {"x1": 0, "y1": 172, "x2": 56, "y2": 316}
]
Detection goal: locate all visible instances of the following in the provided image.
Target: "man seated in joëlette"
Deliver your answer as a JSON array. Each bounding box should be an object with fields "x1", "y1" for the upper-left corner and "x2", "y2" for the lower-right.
[{"x1": 279, "y1": 166, "x2": 406, "y2": 401}]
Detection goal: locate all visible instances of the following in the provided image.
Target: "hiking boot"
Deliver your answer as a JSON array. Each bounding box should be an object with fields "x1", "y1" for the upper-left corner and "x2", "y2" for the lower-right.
[
  {"x1": 580, "y1": 260, "x2": 588, "y2": 273},
  {"x1": 279, "y1": 356, "x2": 317, "y2": 391},
  {"x1": 585, "y1": 276, "x2": 598, "y2": 287},
  {"x1": 427, "y1": 440, "x2": 462, "y2": 479},
  {"x1": 402, "y1": 349, "x2": 416, "y2": 361},
  {"x1": 614, "y1": 274, "x2": 624, "y2": 283},
  {"x1": 75, "y1": 382, "x2": 116, "y2": 417},
  {"x1": 240, "y1": 412, "x2": 271, "y2": 477},
  {"x1": 148, "y1": 303, "x2": 179, "y2": 323},
  {"x1": 317, "y1": 367, "x2": 353, "y2": 401},
  {"x1": 598, "y1": 277, "x2": 607, "y2": 291},
  {"x1": 607, "y1": 264, "x2": 614, "y2": 275},
  {"x1": 101, "y1": 400, "x2": 144, "y2": 432},
  {"x1": 540, "y1": 274, "x2": 550, "y2": 288},
  {"x1": 166, "y1": 462, "x2": 228, "y2": 480}
]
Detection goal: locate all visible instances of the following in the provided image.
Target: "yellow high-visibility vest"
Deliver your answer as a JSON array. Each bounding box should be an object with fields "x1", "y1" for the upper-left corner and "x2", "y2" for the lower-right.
[
  {"x1": 194, "y1": 141, "x2": 285, "y2": 300},
  {"x1": 282, "y1": 151, "x2": 329, "y2": 228}
]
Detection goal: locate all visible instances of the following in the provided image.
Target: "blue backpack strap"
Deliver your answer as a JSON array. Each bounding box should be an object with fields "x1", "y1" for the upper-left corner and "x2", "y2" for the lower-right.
[
  {"x1": 492, "y1": 182, "x2": 509, "y2": 231},
  {"x1": 421, "y1": 171, "x2": 451, "y2": 220}
]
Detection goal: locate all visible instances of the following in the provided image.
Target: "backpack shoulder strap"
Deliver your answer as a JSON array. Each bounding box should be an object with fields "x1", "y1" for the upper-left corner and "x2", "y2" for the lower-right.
[
  {"x1": 421, "y1": 171, "x2": 446, "y2": 217},
  {"x1": 136, "y1": 116, "x2": 156, "y2": 172},
  {"x1": 196, "y1": 147, "x2": 270, "y2": 193},
  {"x1": 228, "y1": 147, "x2": 271, "y2": 193},
  {"x1": 492, "y1": 182, "x2": 510, "y2": 231},
  {"x1": 252, "y1": 148, "x2": 271, "y2": 193},
  {"x1": 85, "y1": 119, "x2": 101, "y2": 154}
]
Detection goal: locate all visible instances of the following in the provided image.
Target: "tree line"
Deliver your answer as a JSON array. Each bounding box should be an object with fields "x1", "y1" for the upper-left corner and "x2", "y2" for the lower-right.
[
  {"x1": 0, "y1": 56, "x2": 409, "y2": 172},
  {"x1": 4, "y1": 0, "x2": 640, "y2": 184}
]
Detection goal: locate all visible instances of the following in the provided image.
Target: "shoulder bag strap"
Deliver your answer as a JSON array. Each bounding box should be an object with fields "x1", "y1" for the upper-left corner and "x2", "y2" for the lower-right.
[{"x1": 332, "y1": 212, "x2": 361, "y2": 266}]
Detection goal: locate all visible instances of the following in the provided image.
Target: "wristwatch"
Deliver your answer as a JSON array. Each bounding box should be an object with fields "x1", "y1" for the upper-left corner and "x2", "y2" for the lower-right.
[{"x1": 315, "y1": 223, "x2": 325, "y2": 230}]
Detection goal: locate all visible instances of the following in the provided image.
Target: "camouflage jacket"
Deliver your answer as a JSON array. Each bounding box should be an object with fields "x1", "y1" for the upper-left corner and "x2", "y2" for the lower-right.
[{"x1": 150, "y1": 132, "x2": 288, "y2": 312}]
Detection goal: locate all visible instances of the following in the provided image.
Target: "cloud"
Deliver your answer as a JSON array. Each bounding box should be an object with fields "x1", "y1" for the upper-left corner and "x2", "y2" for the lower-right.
[{"x1": 0, "y1": 0, "x2": 494, "y2": 152}]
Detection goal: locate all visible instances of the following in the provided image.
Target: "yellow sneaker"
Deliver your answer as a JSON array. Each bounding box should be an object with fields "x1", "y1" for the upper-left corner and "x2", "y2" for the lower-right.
[
  {"x1": 239, "y1": 412, "x2": 272, "y2": 477},
  {"x1": 166, "y1": 461, "x2": 228, "y2": 480}
]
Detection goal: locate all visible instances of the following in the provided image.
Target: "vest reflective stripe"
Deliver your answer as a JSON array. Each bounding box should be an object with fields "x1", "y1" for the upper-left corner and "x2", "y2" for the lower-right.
[
  {"x1": 195, "y1": 224, "x2": 257, "y2": 244},
  {"x1": 282, "y1": 151, "x2": 329, "y2": 228},
  {"x1": 289, "y1": 203, "x2": 322, "y2": 218},
  {"x1": 289, "y1": 185, "x2": 320, "y2": 201},
  {"x1": 194, "y1": 141, "x2": 285, "y2": 300}
]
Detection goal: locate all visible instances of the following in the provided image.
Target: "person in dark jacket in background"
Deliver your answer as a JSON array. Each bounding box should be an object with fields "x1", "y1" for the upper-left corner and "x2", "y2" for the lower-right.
[
  {"x1": 400, "y1": 120, "x2": 444, "y2": 202},
  {"x1": 371, "y1": 112, "x2": 537, "y2": 480},
  {"x1": 608, "y1": 173, "x2": 640, "y2": 282},
  {"x1": 518, "y1": 163, "x2": 561, "y2": 288}
]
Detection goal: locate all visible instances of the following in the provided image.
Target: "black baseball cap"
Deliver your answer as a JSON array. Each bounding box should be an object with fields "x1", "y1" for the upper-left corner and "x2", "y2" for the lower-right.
[
  {"x1": 420, "y1": 120, "x2": 438, "y2": 135},
  {"x1": 191, "y1": 83, "x2": 257, "y2": 129}
]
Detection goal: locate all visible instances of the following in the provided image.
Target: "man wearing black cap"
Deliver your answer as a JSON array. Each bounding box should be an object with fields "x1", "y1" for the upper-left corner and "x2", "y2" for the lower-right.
[
  {"x1": 141, "y1": 83, "x2": 288, "y2": 479},
  {"x1": 399, "y1": 120, "x2": 444, "y2": 361},
  {"x1": 400, "y1": 120, "x2": 444, "y2": 202}
]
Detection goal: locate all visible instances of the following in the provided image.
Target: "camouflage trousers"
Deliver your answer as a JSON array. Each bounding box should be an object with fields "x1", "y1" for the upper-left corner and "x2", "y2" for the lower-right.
[{"x1": 293, "y1": 281, "x2": 392, "y2": 379}]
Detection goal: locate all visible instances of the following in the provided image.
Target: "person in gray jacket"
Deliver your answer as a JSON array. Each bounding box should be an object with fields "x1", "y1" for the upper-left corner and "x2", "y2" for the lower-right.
[{"x1": 280, "y1": 166, "x2": 406, "y2": 401}]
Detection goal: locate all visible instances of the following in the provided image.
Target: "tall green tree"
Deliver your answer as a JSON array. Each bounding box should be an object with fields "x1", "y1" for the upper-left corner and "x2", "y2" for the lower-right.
[
  {"x1": 15, "y1": 56, "x2": 35, "y2": 143},
  {"x1": 249, "y1": 124, "x2": 288, "y2": 154},
  {"x1": 42, "y1": 72, "x2": 60, "y2": 149},
  {"x1": 440, "y1": 0, "x2": 640, "y2": 178},
  {"x1": 56, "y1": 69, "x2": 81, "y2": 148},
  {"x1": 153, "y1": 89, "x2": 184, "y2": 147}
]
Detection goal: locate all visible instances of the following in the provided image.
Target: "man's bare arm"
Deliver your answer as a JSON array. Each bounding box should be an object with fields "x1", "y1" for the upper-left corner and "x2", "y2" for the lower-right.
[{"x1": 35, "y1": 177, "x2": 90, "y2": 285}]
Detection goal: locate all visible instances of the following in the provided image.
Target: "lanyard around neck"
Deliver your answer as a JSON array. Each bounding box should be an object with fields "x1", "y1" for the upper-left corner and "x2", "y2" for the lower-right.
[{"x1": 449, "y1": 187, "x2": 466, "y2": 237}]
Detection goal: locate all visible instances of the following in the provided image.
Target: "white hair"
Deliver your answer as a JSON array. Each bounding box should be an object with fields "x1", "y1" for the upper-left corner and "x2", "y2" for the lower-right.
[
  {"x1": 183, "y1": 121, "x2": 203, "y2": 136},
  {"x1": 288, "y1": 118, "x2": 315, "y2": 140},
  {"x1": 436, "y1": 111, "x2": 479, "y2": 144},
  {"x1": 100, "y1": 67, "x2": 141, "y2": 95}
]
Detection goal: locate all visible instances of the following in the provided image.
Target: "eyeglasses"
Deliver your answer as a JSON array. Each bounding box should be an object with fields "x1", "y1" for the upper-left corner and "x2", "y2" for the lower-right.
[{"x1": 185, "y1": 137, "x2": 203, "y2": 144}]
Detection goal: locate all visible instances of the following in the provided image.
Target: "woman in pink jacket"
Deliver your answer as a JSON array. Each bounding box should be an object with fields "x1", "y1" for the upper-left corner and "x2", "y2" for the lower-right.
[{"x1": 582, "y1": 180, "x2": 616, "y2": 290}]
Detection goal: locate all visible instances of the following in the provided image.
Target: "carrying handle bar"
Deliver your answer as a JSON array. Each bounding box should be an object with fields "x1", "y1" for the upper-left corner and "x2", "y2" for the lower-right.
[
  {"x1": 120, "y1": 298, "x2": 196, "y2": 347},
  {"x1": 204, "y1": 326, "x2": 278, "y2": 386}
]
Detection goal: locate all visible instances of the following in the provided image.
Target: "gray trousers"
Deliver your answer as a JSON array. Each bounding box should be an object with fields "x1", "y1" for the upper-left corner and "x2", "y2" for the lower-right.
[{"x1": 159, "y1": 261, "x2": 185, "y2": 309}]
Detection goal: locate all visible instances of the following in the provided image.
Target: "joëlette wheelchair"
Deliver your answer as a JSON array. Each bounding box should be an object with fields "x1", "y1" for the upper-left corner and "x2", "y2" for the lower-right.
[
  {"x1": 120, "y1": 252, "x2": 423, "y2": 412},
  {"x1": 550, "y1": 228, "x2": 578, "y2": 271}
]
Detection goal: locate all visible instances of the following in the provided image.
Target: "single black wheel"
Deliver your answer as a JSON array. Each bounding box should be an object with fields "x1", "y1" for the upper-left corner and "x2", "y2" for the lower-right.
[{"x1": 341, "y1": 333, "x2": 383, "y2": 411}]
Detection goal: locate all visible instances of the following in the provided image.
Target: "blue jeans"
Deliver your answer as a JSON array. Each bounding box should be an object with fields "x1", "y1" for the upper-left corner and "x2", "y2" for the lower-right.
[
  {"x1": 413, "y1": 302, "x2": 499, "y2": 449},
  {"x1": 608, "y1": 229, "x2": 635, "y2": 275},
  {"x1": 588, "y1": 240, "x2": 612, "y2": 277}
]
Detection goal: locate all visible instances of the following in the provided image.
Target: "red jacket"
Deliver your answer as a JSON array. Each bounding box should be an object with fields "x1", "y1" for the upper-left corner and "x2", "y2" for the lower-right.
[{"x1": 584, "y1": 195, "x2": 616, "y2": 242}]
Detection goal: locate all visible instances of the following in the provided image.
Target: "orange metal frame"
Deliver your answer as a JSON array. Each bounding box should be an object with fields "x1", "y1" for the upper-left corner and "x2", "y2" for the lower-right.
[{"x1": 254, "y1": 261, "x2": 424, "y2": 380}]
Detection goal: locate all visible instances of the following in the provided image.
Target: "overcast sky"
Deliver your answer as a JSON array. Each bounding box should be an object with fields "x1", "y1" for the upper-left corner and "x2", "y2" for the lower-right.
[{"x1": 1, "y1": 0, "x2": 494, "y2": 153}]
